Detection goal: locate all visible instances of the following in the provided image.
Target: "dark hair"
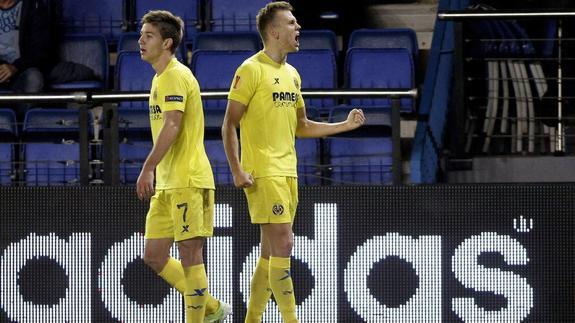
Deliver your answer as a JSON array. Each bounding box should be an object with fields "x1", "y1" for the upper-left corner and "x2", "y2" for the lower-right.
[
  {"x1": 141, "y1": 10, "x2": 183, "y2": 54},
  {"x1": 256, "y1": 1, "x2": 293, "y2": 41}
]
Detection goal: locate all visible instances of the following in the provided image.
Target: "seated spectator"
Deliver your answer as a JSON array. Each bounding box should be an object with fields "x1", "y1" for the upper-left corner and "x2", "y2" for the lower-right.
[{"x1": 0, "y1": 0, "x2": 55, "y2": 93}]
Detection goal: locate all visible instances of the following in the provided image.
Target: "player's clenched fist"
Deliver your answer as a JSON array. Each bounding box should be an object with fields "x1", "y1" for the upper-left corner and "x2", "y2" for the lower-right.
[{"x1": 346, "y1": 108, "x2": 366, "y2": 130}]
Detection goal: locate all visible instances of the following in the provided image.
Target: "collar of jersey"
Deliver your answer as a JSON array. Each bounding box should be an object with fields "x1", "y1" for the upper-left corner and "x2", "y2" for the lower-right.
[{"x1": 258, "y1": 50, "x2": 284, "y2": 68}]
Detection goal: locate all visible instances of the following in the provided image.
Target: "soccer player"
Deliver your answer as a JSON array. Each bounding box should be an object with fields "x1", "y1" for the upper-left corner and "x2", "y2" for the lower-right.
[
  {"x1": 221, "y1": 2, "x2": 365, "y2": 322},
  {"x1": 136, "y1": 10, "x2": 231, "y2": 323}
]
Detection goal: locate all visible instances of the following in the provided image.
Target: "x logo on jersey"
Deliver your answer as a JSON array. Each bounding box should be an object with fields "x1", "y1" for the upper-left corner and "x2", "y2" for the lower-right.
[{"x1": 274, "y1": 78, "x2": 280, "y2": 84}]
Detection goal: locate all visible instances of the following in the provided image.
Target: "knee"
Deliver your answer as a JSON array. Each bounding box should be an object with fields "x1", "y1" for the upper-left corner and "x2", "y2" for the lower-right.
[
  {"x1": 177, "y1": 239, "x2": 204, "y2": 264},
  {"x1": 18, "y1": 68, "x2": 44, "y2": 93},
  {"x1": 143, "y1": 249, "x2": 167, "y2": 273},
  {"x1": 275, "y1": 234, "x2": 294, "y2": 256}
]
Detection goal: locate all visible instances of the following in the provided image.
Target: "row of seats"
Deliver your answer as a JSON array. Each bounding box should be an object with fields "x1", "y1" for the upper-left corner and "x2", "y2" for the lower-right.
[
  {"x1": 0, "y1": 107, "x2": 393, "y2": 186},
  {"x1": 60, "y1": 0, "x2": 312, "y2": 42},
  {"x1": 50, "y1": 28, "x2": 417, "y2": 101}
]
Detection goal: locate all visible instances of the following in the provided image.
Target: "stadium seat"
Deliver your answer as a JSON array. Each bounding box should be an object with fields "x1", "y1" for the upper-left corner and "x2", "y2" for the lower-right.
[
  {"x1": 203, "y1": 108, "x2": 230, "y2": 185},
  {"x1": 115, "y1": 51, "x2": 155, "y2": 109},
  {"x1": 0, "y1": 109, "x2": 17, "y2": 185},
  {"x1": 134, "y1": 0, "x2": 200, "y2": 43},
  {"x1": 348, "y1": 28, "x2": 419, "y2": 60},
  {"x1": 190, "y1": 50, "x2": 256, "y2": 109},
  {"x1": 51, "y1": 34, "x2": 109, "y2": 90},
  {"x1": 327, "y1": 107, "x2": 393, "y2": 185},
  {"x1": 207, "y1": 0, "x2": 270, "y2": 31},
  {"x1": 61, "y1": 0, "x2": 127, "y2": 42},
  {"x1": 119, "y1": 140, "x2": 152, "y2": 184},
  {"x1": 117, "y1": 108, "x2": 151, "y2": 141},
  {"x1": 192, "y1": 31, "x2": 262, "y2": 51},
  {"x1": 299, "y1": 30, "x2": 338, "y2": 58},
  {"x1": 204, "y1": 139, "x2": 233, "y2": 185},
  {"x1": 22, "y1": 109, "x2": 89, "y2": 185},
  {"x1": 296, "y1": 107, "x2": 322, "y2": 185},
  {"x1": 117, "y1": 32, "x2": 186, "y2": 63},
  {"x1": 345, "y1": 47, "x2": 414, "y2": 112},
  {"x1": 116, "y1": 108, "x2": 151, "y2": 184},
  {"x1": 287, "y1": 49, "x2": 337, "y2": 110}
]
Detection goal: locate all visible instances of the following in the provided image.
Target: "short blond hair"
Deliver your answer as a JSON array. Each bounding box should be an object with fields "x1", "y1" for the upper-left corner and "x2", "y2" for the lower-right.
[{"x1": 256, "y1": 1, "x2": 293, "y2": 42}]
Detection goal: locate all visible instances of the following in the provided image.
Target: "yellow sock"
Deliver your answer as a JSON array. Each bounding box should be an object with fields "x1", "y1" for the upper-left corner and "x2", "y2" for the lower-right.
[
  {"x1": 245, "y1": 257, "x2": 272, "y2": 323},
  {"x1": 158, "y1": 257, "x2": 220, "y2": 315},
  {"x1": 183, "y1": 264, "x2": 209, "y2": 323},
  {"x1": 269, "y1": 256, "x2": 298, "y2": 323}
]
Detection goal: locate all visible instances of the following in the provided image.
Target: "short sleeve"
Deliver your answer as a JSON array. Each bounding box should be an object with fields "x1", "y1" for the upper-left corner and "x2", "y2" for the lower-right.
[
  {"x1": 158, "y1": 69, "x2": 187, "y2": 112},
  {"x1": 228, "y1": 61, "x2": 259, "y2": 106}
]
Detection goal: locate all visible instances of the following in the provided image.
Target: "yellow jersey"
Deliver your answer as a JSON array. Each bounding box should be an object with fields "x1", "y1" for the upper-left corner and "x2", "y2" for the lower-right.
[
  {"x1": 228, "y1": 51, "x2": 305, "y2": 178},
  {"x1": 149, "y1": 58, "x2": 215, "y2": 190}
]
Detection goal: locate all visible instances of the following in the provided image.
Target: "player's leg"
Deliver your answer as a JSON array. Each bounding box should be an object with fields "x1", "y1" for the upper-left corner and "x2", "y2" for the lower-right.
[
  {"x1": 172, "y1": 188, "x2": 227, "y2": 322},
  {"x1": 178, "y1": 237, "x2": 209, "y2": 322},
  {"x1": 245, "y1": 231, "x2": 272, "y2": 323},
  {"x1": 144, "y1": 191, "x2": 186, "y2": 290},
  {"x1": 244, "y1": 177, "x2": 298, "y2": 322},
  {"x1": 262, "y1": 223, "x2": 297, "y2": 323}
]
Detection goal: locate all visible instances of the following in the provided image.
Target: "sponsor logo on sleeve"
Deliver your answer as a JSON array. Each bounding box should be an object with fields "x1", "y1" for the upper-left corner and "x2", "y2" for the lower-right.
[{"x1": 165, "y1": 95, "x2": 184, "y2": 102}]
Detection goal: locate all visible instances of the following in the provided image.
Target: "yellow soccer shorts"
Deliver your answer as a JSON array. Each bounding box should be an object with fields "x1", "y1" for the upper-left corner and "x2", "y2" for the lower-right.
[
  {"x1": 244, "y1": 176, "x2": 298, "y2": 224},
  {"x1": 145, "y1": 187, "x2": 214, "y2": 241}
]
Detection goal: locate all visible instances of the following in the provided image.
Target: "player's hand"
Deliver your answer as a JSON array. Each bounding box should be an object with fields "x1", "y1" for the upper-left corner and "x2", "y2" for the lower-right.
[
  {"x1": 136, "y1": 169, "x2": 155, "y2": 201},
  {"x1": 346, "y1": 108, "x2": 365, "y2": 130},
  {"x1": 233, "y1": 169, "x2": 254, "y2": 188}
]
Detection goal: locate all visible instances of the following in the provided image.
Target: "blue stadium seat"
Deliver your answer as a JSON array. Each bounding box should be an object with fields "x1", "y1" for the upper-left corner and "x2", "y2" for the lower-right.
[
  {"x1": 327, "y1": 107, "x2": 393, "y2": 185},
  {"x1": 192, "y1": 31, "x2": 261, "y2": 51},
  {"x1": 51, "y1": 34, "x2": 109, "y2": 90},
  {"x1": 296, "y1": 138, "x2": 321, "y2": 185},
  {"x1": 134, "y1": 0, "x2": 200, "y2": 42},
  {"x1": 115, "y1": 51, "x2": 155, "y2": 109},
  {"x1": 204, "y1": 109, "x2": 225, "y2": 140},
  {"x1": 348, "y1": 28, "x2": 419, "y2": 60},
  {"x1": 190, "y1": 50, "x2": 256, "y2": 109},
  {"x1": 204, "y1": 139, "x2": 232, "y2": 185},
  {"x1": 61, "y1": 0, "x2": 126, "y2": 42},
  {"x1": 117, "y1": 32, "x2": 187, "y2": 63},
  {"x1": 22, "y1": 109, "x2": 88, "y2": 185},
  {"x1": 345, "y1": 47, "x2": 414, "y2": 112},
  {"x1": 296, "y1": 106, "x2": 321, "y2": 185},
  {"x1": 287, "y1": 49, "x2": 337, "y2": 110},
  {"x1": 299, "y1": 30, "x2": 338, "y2": 57},
  {"x1": 117, "y1": 108, "x2": 151, "y2": 141},
  {"x1": 119, "y1": 140, "x2": 152, "y2": 184},
  {"x1": 207, "y1": 0, "x2": 269, "y2": 31},
  {"x1": 116, "y1": 107, "x2": 151, "y2": 184},
  {"x1": 0, "y1": 109, "x2": 17, "y2": 185}
]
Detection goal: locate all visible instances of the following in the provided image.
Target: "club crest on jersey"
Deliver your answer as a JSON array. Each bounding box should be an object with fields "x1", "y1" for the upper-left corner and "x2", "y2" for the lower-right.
[
  {"x1": 233, "y1": 75, "x2": 241, "y2": 89},
  {"x1": 153, "y1": 88, "x2": 158, "y2": 101},
  {"x1": 293, "y1": 78, "x2": 299, "y2": 88},
  {"x1": 165, "y1": 95, "x2": 183, "y2": 102},
  {"x1": 272, "y1": 203, "x2": 285, "y2": 215}
]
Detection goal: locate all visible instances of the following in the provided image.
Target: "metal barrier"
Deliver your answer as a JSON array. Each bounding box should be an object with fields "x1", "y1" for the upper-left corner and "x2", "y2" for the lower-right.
[
  {"x1": 439, "y1": 10, "x2": 575, "y2": 156},
  {"x1": 0, "y1": 89, "x2": 416, "y2": 186}
]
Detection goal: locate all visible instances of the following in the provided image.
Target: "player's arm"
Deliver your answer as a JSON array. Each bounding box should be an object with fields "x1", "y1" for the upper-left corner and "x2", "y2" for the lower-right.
[
  {"x1": 295, "y1": 106, "x2": 366, "y2": 138},
  {"x1": 137, "y1": 110, "x2": 183, "y2": 200},
  {"x1": 222, "y1": 99, "x2": 254, "y2": 188}
]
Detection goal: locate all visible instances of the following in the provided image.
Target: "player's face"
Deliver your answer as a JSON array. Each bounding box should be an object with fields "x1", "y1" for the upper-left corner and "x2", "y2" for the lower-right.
[
  {"x1": 272, "y1": 10, "x2": 301, "y2": 53},
  {"x1": 138, "y1": 23, "x2": 166, "y2": 64}
]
